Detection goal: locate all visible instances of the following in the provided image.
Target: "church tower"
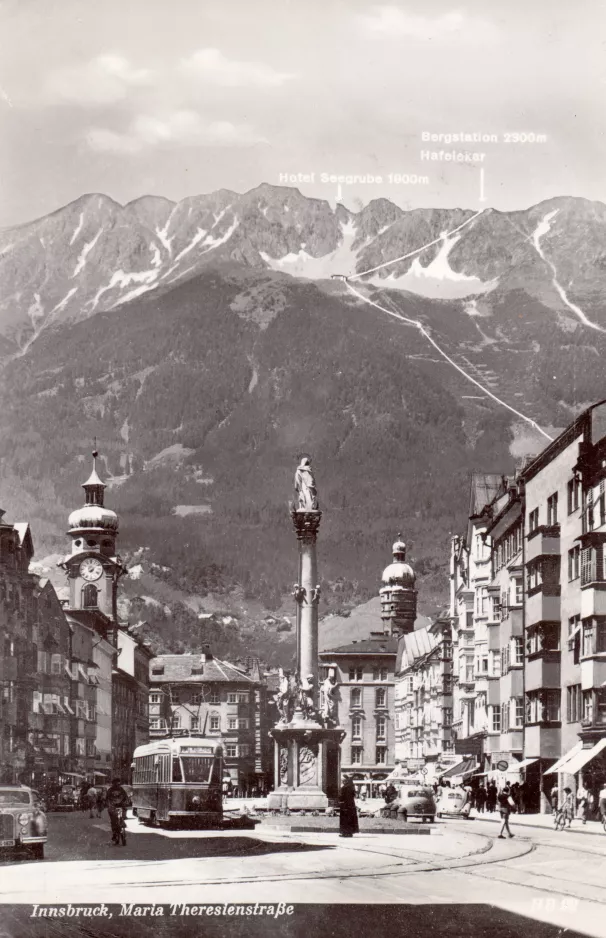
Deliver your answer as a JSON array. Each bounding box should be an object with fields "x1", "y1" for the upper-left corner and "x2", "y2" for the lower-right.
[
  {"x1": 380, "y1": 535, "x2": 417, "y2": 636},
  {"x1": 62, "y1": 449, "x2": 126, "y2": 633}
]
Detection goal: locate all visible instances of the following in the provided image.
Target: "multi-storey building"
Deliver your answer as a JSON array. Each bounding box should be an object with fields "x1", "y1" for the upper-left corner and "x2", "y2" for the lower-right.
[
  {"x1": 113, "y1": 626, "x2": 153, "y2": 780},
  {"x1": 484, "y1": 480, "x2": 526, "y2": 787},
  {"x1": 446, "y1": 403, "x2": 606, "y2": 812},
  {"x1": 449, "y1": 474, "x2": 505, "y2": 765},
  {"x1": 148, "y1": 650, "x2": 272, "y2": 794},
  {"x1": 395, "y1": 615, "x2": 454, "y2": 772},
  {"x1": 519, "y1": 400, "x2": 606, "y2": 811},
  {"x1": 319, "y1": 536, "x2": 416, "y2": 789},
  {"x1": 319, "y1": 635, "x2": 397, "y2": 786}
]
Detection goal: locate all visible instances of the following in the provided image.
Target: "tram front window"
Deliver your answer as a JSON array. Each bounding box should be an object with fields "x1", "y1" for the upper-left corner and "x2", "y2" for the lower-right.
[
  {"x1": 172, "y1": 758, "x2": 183, "y2": 782},
  {"x1": 181, "y1": 757, "x2": 213, "y2": 783}
]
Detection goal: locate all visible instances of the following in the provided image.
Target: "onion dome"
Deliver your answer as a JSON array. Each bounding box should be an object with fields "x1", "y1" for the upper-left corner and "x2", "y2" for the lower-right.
[
  {"x1": 68, "y1": 504, "x2": 119, "y2": 531},
  {"x1": 68, "y1": 448, "x2": 118, "y2": 531},
  {"x1": 381, "y1": 533, "x2": 415, "y2": 588}
]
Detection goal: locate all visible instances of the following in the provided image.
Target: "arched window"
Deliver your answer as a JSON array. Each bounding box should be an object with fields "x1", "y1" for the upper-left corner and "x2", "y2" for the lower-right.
[{"x1": 82, "y1": 584, "x2": 98, "y2": 609}]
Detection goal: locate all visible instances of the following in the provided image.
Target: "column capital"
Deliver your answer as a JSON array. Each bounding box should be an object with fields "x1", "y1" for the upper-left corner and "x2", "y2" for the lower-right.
[{"x1": 291, "y1": 508, "x2": 322, "y2": 541}]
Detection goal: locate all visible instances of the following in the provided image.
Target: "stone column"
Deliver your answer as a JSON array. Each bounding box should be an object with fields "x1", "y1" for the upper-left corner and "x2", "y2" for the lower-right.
[{"x1": 292, "y1": 509, "x2": 322, "y2": 704}]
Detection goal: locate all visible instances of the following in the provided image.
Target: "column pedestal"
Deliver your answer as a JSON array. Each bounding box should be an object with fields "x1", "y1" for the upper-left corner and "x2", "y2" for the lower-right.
[{"x1": 267, "y1": 722, "x2": 345, "y2": 812}]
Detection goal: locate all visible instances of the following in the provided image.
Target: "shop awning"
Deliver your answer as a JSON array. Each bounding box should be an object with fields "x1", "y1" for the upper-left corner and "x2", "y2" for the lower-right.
[
  {"x1": 440, "y1": 758, "x2": 477, "y2": 779},
  {"x1": 505, "y1": 758, "x2": 538, "y2": 774},
  {"x1": 94, "y1": 771, "x2": 108, "y2": 778},
  {"x1": 543, "y1": 742, "x2": 583, "y2": 775},
  {"x1": 558, "y1": 738, "x2": 606, "y2": 776}
]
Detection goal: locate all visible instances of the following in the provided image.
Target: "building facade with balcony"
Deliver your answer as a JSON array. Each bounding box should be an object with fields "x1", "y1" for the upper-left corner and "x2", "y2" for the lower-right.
[
  {"x1": 148, "y1": 650, "x2": 273, "y2": 795},
  {"x1": 449, "y1": 474, "x2": 506, "y2": 767},
  {"x1": 395, "y1": 616, "x2": 454, "y2": 772},
  {"x1": 520, "y1": 401, "x2": 606, "y2": 811},
  {"x1": 484, "y1": 481, "x2": 528, "y2": 792}
]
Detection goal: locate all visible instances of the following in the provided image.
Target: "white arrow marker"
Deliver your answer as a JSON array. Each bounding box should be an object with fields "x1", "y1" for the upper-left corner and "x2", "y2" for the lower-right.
[
  {"x1": 479, "y1": 167, "x2": 486, "y2": 203},
  {"x1": 336, "y1": 183, "x2": 343, "y2": 203}
]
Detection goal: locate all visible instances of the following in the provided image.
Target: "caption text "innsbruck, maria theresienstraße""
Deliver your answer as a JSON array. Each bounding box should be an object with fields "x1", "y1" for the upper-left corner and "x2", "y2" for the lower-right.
[{"x1": 30, "y1": 903, "x2": 296, "y2": 919}]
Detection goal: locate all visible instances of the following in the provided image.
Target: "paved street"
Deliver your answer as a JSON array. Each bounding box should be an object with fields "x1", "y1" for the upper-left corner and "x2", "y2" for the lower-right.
[{"x1": 1, "y1": 810, "x2": 605, "y2": 937}]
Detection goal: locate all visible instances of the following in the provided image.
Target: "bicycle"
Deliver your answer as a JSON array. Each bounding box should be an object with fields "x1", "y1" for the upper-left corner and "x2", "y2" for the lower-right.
[{"x1": 110, "y1": 807, "x2": 127, "y2": 846}]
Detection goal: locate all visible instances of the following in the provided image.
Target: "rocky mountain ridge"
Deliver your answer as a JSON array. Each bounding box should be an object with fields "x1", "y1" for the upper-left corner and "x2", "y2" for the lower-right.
[{"x1": 3, "y1": 186, "x2": 606, "y2": 350}]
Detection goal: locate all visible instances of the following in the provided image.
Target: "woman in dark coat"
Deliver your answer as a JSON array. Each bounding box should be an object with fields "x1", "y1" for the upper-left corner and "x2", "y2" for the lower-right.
[{"x1": 339, "y1": 775, "x2": 359, "y2": 838}]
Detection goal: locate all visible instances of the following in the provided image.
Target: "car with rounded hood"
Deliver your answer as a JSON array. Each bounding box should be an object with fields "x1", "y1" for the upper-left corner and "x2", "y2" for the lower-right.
[
  {"x1": 381, "y1": 782, "x2": 436, "y2": 822},
  {"x1": 0, "y1": 786, "x2": 47, "y2": 860}
]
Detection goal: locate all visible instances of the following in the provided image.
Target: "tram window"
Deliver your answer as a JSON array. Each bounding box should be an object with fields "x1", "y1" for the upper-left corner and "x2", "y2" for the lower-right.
[
  {"x1": 172, "y1": 758, "x2": 183, "y2": 782},
  {"x1": 181, "y1": 756, "x2": 213, "y2": 783}
]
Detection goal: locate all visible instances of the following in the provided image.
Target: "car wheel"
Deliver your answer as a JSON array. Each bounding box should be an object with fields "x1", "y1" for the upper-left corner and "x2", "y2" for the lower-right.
[{"x1": 29, "y1": 844, "x2": 44, "y2": 861}]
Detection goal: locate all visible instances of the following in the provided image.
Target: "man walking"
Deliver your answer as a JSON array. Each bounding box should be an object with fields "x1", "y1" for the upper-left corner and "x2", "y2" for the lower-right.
[
  {"x1": 86, "y1": 783, "x2": 98, "y2": 819},
  {"x1": 497, "y1": 784, "x2": 515, "y2": 839}
]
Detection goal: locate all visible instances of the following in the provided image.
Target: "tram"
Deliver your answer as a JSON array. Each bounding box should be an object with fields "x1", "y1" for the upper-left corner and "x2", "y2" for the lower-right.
[{"x1": 132, "y1": 735, "x2": 223, "y2": 828}]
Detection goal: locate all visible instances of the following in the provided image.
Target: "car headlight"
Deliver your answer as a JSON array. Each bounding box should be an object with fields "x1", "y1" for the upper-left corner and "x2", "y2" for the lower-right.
[{"x1": 18, "y1": 813, "x2": 32, "y2": 826}]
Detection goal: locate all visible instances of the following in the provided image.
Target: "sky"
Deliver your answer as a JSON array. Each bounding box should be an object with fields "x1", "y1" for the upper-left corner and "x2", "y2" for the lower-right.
[{"x1": 0, "y1": 0, "x2": 605, "y2": 225}]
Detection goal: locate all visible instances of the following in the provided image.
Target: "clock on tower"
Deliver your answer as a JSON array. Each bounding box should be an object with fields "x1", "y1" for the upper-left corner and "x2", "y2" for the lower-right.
[{"x1": 61, "y1": 449, "x2": 126, "y2": 627}]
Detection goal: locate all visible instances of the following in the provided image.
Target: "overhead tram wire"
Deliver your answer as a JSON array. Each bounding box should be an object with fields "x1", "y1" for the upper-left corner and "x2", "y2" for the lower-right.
[{"x1": 344, "y1": 280, "x2": 554, "y2": 442}]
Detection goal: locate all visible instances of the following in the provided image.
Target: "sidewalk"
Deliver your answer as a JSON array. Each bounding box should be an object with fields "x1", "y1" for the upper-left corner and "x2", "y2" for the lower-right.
[{"x1": 472, "y1": 809, "x2": 606, "y2": 836}]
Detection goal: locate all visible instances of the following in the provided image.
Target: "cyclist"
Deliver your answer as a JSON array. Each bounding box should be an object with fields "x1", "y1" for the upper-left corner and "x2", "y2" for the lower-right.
[{"x1": 106, "y1": 778, "x2": 129, "y2": 846}]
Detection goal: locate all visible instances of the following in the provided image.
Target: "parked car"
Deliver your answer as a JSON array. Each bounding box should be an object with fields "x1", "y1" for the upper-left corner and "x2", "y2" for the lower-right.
[
  {"x1": 0, "y1": 786, "x2": 47, "y2": 860},
  {"x1": 381, "y1": 784, "x2": 436, "y2": 822},
  {"x1": 436, "y1": 786, "x2": 471, "y2": 819}
]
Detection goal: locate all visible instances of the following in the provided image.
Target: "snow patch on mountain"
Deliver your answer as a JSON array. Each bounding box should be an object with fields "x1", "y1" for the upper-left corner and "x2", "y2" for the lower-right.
[
  {"x1": 91, "y1": 267, "x2": 160, "y2": 310},
  {"x1": 531, "y1": 210, "x2": 605, "y2": 333},
  {"x1": 260, "y1": 219, "x2": 358, "y2": 280},
  {"x1": 149, "y1": 242, "x2": 162, "y2": 267},
  {"x1": 48, "y1": 287, "x2": 78, "y2": 317},
  {"x1": 201, "y1": 215, "x2": 239, "y2": 250},
  {"x1": 69, "y1": 213, "x2": 85, "y2": 246},
  {"x1": 71, "y1": 228, "x2": 103, "y2": 278},
  {"x1": 369, "y1": 231, "x2": 497, "y2": 298}
]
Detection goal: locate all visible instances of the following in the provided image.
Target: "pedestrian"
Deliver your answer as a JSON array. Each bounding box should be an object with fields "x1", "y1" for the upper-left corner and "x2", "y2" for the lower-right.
[
  {"x1": 96, "y1": 787, "x2": 105, "y2": 817},
  {"x1": 497, "y1": 784, "x2": 515, "y2": 839},
  {"x1": 576, "y1": 782, "x2": 589, "y2": 824},
  {"x1": 476, "y1": 784, "x2": 487, "y2": 814},
  {"x1": 86, "y1": 784, "x2": 98, "y2": 818},
  {"x1": 598, "y1": 781, "x2": 606, "y2": 823},
  {"x1": 486, "y1": 781, "x2": 497, "y2": 813},
  {"x1": 550, "y1": 782, "x2": 559, "y2": 814},
  {"x1": 384, "y1": 782, "x2": 397, "y2": 805},
  {"x1": 80, "y1": 781, "x2": 89, "y2": 812},
  {"x1": 518, "y1": 781, "x2": 527, "y2": 815},
  {"x1": 561, "y1": 786, "x2": 575, "y2": 829},
  {"x1": 106, "y1": 777, "x2": 130, "y2": 845},
  {"x1": 339, "y1": 774, "x2": 359, "y2": 838}
]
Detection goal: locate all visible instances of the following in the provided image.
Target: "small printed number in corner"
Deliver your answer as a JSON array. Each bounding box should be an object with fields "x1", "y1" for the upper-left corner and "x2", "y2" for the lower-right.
[{"x1": 531, "y1": 897, "x2": 579, "y2": 913}]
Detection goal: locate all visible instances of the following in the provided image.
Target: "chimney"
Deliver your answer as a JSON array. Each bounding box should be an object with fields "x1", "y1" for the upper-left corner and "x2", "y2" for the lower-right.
[{"x1": 202, "y1": 644, "x2": 213, "y2": 661}]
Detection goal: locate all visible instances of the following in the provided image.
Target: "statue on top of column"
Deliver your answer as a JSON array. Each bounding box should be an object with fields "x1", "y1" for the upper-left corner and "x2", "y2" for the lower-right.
[{"x1": 295, "y1": 456, "x2": 319, "y2": 511}]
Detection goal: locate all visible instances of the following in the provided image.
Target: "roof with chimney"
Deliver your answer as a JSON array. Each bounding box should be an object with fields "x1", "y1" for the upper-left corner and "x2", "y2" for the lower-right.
[{"x1": 149, "y1": 653, "x2": 261, "y2": 684}]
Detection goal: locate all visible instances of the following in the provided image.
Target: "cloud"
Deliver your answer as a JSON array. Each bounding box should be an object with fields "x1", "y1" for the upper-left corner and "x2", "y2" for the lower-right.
[
  {"x1": 86, "y1": 110, "x2": 266, "y2": 152},
  {"x1": 180, "y1": 48, "x2": 295, "y2": 87},
  {"x1": 356, "y1": 6, "x2": 496, "y2": 42},
  {"x1": 46, "y1": 54, "x2": 152, "y2": 105}
]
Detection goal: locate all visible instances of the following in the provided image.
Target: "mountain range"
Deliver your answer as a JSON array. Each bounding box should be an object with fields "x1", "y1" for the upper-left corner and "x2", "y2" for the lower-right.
[{"x1": 0, "y1": 184, "x2": 604, "y2": 665}]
